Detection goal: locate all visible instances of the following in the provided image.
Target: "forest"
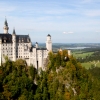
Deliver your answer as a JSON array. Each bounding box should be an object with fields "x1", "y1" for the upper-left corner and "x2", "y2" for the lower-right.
[{"x1": 0, "y1": 50, "x2": 100, "y2": 100}]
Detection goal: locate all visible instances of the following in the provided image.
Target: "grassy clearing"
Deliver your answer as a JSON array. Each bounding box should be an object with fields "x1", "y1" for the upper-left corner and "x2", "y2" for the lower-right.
[
  {"x1": 81, "y1": 61, "x2": 100, "y2": 69},
  {"x1": 81, "y1": 63, "x2": 91, "y2": 69},
  {"x1": 72, "y1": 50, "x2": 100, "y2": 69},
  {"x1": 72, "y1": 51, "x2": 94, "y2": 58}
]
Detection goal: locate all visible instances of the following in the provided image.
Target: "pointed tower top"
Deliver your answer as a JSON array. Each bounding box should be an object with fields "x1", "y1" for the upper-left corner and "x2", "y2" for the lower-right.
[
  {"x1": 12, "y1": 28, "x2": 16, "y2": 35},
  {"x1": 4, "y1": 18, "x2": 8, "y2": 26},
  {"x1": 3, "y1": 17, "x2": 9, "y2": 34}
]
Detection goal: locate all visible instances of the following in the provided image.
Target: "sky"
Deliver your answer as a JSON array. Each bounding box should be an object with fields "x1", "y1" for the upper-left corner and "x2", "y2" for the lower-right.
[{"x1": 0, "y1": 0, "x2": 100, "y2": 43}]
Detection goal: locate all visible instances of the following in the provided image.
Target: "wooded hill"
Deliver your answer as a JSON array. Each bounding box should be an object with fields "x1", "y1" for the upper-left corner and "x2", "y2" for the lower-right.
[{"x1": 0, "y1": 50, "x2": 100, "y2": 100}]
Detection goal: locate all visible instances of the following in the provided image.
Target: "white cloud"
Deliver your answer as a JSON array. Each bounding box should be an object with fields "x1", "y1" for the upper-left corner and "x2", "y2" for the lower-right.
[
  {"x1": 0, "y1": 7, "x2": 15, "y2": 12},
  {"x1": 68, "y1": 32, "x2": 74, "y2": 34},
  {"x1": 63, "y1": 32, "x2": 67, "y2": 34},
  {"x1": 81, "y1": 0, "x2": 92, "y2": 4},
  {"x1": 63, "y1": 31, "x2": 74, "y2": 34},
  {"x1": 96, "y1": 31, "x2": 100, "y2": 33},
  {"x1": 84, "y1": 10, "x2": 100, "y2": 17}
]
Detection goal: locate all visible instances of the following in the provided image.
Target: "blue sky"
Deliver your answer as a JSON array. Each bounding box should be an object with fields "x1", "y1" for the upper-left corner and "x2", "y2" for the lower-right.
[{"x1": 0, "y1": 0, "x2": 100, "y2": 43}]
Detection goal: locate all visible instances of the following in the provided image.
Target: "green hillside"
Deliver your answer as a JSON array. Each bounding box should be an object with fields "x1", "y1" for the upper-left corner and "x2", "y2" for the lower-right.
[{"x1": 0, "y1": 50, "x2": 100, "y2": 100}]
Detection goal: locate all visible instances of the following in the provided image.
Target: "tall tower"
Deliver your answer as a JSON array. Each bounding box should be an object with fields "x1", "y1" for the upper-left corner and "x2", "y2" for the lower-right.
[
  {"x1": 3, "y1": 18, "x2": 9, "y2": 34},
  {"x1": 46, "y1": 34, "x2": 52, "y2": 52},
  {"x1": 12, "y1": 28, "x2": 16, "y2": 61},
  {"x1": 35, "y1": 42, "x2": 38, "y2": 48},
  {"x1": 0, "y1": 38, "x2": 2, "y2": 66}
]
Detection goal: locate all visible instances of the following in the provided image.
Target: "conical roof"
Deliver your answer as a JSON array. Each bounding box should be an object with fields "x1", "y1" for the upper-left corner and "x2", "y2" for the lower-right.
[
  {"x1": 4, "y1": 18, "x2": 8, "y2": 26},
  {"x1": 12, "y1": 28, "x2": 16, "y2": 35}
]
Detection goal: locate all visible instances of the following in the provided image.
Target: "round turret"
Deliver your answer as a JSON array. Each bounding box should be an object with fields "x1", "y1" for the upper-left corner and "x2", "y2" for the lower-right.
[
  {"x1": 47, "y1": 34, "x2": 51, "y2": 37},
  {"x1": 35, "y1": 42, "x2": 38, "y2": 48},
  {"x1": 12, "y1": 28, "x2": 16, "y2": 61},
  {"x1": 46, "y1": 34, "x2": 52, "y2": 52},
  {"x1": 47, "y1": 34, "x2": 51, "y2": 41}
]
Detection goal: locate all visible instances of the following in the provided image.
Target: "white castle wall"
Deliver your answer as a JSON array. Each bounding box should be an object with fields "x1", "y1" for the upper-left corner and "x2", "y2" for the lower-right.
[
  {"x1": 46, "y1": 35, "x2": 52, "y2": 52},
  {"x1": 3, "y1": 25, "x2": 9, "y2": 34},
  {"x1": 0, "y1": 20, "x2": 52, "y2": 70}
]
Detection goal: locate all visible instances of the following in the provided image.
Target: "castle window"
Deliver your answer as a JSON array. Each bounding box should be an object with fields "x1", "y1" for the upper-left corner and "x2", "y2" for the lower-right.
[
  {"x1": 22, "y1": 38, "x2": 24, "y2": 42},
  {"x1": 4, "y1": 40, "x2": 6, "y2": 43}
]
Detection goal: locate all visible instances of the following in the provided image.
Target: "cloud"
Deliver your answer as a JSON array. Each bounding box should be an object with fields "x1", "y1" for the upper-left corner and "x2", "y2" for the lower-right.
[
  {"x1": 63, "y1": 31, "x2": 74, "y2": 34},
  {"x1": 68, "y1": 32, "x2": 74, "y2": 34},
  {"x1": 81, "y1": 0, "x2": 92, "y2": 4},
  {"x1": 84, "y1": 10, "x2": 100, "y2": 17},
  {"x1": 0, "y1": 7, "x2": 15, "y2": 12},
  {"x1": 96, "y1": 31, "x2": 100, "y2": 33},
  {"x1": 63, "y1": 32, "x2": 67, "y2": 34}
]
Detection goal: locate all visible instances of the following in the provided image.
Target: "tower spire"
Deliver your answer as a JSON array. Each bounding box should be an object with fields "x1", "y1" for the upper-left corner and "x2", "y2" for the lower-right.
[
  {"x1": 4, "y1": 17, "x2": 8, "y2": 26},
  {"x1": 3, "y1": 18, "x2": 9, "y2": 34},
  {"x1": 12, "y1": 28, "x2": 16, "y2": 35}
]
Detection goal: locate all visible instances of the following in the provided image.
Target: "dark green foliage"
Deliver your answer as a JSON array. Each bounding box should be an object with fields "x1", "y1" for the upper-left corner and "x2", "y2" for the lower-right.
[
  {"x1": 0, "y1": 59, "x2": 36, "y2": 100},
  {"x1": 77, "y1": 50, "x2": 100, "y2": 63},
  {"x1": 88, "y1": 67, "x2": 100, "y2": 80},
  {"x1": 29, "y1": 65, "x2": 37, "y2": 80},
  {"x1": 0, "y1": 50, "x2": 100, "y2": 100}
]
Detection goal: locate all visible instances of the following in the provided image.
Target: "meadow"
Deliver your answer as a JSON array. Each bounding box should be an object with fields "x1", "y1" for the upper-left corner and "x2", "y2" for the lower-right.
[
  {"x1": 81, "y1": 61, "x2": 100, "y2": 69},
  {"x1": 72, "y1": 50, "x2": 100, "y2": 69},
  {"x1": 72, "y1": 50, "x2": 94, "y2": 58}
]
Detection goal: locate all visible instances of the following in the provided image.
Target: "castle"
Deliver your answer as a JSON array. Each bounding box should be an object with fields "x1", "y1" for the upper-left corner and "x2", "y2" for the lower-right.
[{"x1": 0, "y1": 19, "x2": 52, "y2": 69}]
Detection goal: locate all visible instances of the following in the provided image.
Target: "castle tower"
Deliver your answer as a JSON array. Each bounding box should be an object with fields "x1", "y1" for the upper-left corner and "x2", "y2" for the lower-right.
[
  {"x1": 35, "y1": 42, "x2": 38, "y2": 48},
  {"x1": 0, "y1": 38, "x2": 2, "y2": 66},
  {"x1": 46, "y1": 34, "x2": 52, "y2": 52},
  {"x1": 12, "y1": 28, "x2": 16, "y2": 61},
  {"x1": 3, "y1": 18, "x2": 9, "y2": 34}
]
